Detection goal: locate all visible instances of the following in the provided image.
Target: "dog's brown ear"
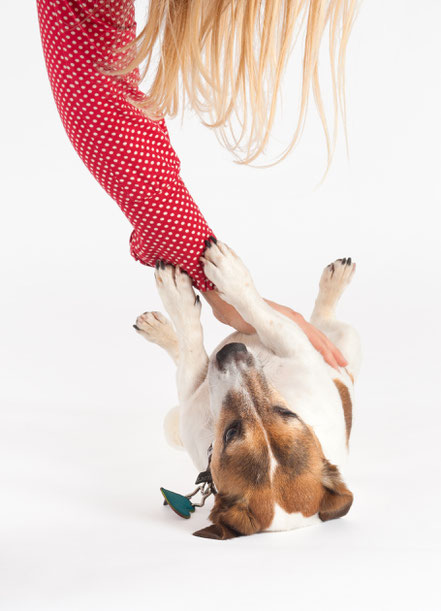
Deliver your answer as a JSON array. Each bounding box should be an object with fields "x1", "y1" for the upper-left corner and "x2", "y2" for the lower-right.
[
  {"x1": 193, "y1": 523, "x2": 241, "y2": 540},
  {"x1": 319, "y1": 459, "x2": 353, "y2": 522},
  {"x1": 194, "y1": 493, "x2": 261, "y2": 539}
]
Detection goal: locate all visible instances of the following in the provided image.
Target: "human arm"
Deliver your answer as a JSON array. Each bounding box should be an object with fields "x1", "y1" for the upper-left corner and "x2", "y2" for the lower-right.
[{"x1": 36, "y1": 0, "x2": 215, "y2": 291}]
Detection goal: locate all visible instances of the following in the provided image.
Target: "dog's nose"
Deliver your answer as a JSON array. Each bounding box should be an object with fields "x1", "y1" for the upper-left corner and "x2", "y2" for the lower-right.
[{"x1": 216, "y1": 342, "x2": 248, "y2": 368}]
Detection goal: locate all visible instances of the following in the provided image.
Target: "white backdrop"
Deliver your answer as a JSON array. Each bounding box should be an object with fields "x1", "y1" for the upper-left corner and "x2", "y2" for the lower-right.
[{"x1": 1, "y1": 1, "x2": 440, "y2": 610}]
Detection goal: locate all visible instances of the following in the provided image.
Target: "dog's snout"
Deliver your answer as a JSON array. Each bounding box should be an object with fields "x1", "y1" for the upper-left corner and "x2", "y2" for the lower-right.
[{"x1": 216, "y1": 342, "x2": 248, "y2": 368}]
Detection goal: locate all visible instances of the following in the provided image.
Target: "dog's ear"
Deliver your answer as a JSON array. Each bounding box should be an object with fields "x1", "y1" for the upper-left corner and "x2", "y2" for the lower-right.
[
  {"x1": 193, "y1": 493, "x2": 260, "y2": 540},
  {"x1": 319, "y1": 459, "x2": 353, "y2": 522},
  {"x1": 193, "y1": 522, "x2": 241, "y2": 540}
]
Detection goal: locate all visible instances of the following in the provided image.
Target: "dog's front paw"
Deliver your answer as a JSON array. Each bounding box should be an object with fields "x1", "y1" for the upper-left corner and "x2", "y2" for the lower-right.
[
  {"x1": 154, "y1": 261, "x2": 201, "y2": 330},
  {"x1": 134, "y1": 311, "x2": 176, "y2": 346},
  {"x1": 200, "y1": 239, "x2": 256, "y2": 305}
]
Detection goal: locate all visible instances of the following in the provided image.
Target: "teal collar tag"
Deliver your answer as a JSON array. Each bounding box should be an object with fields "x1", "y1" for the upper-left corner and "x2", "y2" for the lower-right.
[
  {"x1": 160, "y1": 480, "x2": 215, "y2": 519},
  {"x1": 160, "y1": 488, "x2": 196, "y2": 519},
  {"x1": 161, "y1": 447, "x2": 215, "y2": 520}
]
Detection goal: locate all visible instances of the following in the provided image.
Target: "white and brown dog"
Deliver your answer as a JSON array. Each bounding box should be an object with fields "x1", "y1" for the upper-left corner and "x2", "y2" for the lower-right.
[{"x1": 134, "y1": 239, "x2": 361, "y2": 539}]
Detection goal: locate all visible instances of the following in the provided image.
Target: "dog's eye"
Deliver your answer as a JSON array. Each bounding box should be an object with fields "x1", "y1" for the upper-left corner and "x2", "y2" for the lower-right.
[
  {"x1": 224, "y1": 421, "x2": 241, "y2": 445},
  {"x1": 273, "y1": 406, "x2": 298, "y2": 419}
]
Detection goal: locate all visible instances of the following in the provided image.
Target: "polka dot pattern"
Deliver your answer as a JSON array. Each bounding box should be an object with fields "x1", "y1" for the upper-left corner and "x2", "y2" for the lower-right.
[{"x1": 36, "y1": 0, "x2": 216, "y2": 291}]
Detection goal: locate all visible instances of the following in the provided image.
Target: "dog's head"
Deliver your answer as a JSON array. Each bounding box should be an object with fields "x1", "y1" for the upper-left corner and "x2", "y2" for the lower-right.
[{"x1": 193, "y1": 342, "x2": 353, "y2": 540}]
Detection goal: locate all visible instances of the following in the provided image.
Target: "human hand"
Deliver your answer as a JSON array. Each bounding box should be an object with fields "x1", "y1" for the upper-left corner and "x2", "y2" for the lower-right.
[
  {"x1": 265, "y1": 302, "x2": 348, "y2": 369},
  {"x1": 201, "y1": 290, "x2": 347, "y2": 370}
]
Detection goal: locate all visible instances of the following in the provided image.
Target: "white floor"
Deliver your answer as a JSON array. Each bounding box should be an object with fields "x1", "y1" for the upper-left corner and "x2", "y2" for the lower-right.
[{"x1": 1, "y1": 322, "x2": 439, "y2": 610}]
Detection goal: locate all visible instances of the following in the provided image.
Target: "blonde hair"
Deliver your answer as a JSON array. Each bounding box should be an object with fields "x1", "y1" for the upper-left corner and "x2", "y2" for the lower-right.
[{"x1": 104, "y1": 0, "x2": 358, "y2": 168}]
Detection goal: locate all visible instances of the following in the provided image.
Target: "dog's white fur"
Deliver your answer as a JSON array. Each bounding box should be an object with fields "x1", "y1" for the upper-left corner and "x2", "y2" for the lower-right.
[{"x1": 135, "y1": 242, "x2": 361, "y2": 531}]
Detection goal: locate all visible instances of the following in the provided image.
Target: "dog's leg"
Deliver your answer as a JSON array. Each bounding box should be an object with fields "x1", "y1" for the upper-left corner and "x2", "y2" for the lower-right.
[
  {"x1": 311, "y1": 258, "x2": 356, "y2": 323},
  {"x1": 155, "y1": 263, "x2": 209, "y2": 403},
  {"x1": 201, "y1": 240, "x2": 316, "y2": 360},
  {"x1": 134, "y1": 311, "x2": 179, "y2": 365},
  {"x1": 310, "y1": 259, "x2": 361, "y2": 379}
]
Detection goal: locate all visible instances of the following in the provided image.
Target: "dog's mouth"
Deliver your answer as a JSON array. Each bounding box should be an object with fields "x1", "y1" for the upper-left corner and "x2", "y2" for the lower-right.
[{"x1": 215, "y1": 342, "x2": 255, "y2": 372}]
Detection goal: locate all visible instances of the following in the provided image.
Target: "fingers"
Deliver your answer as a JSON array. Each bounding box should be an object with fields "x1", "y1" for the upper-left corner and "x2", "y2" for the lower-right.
[
  {"x1": 321, "y1": 339, "x2": 348, "y2": 369},
  {"x1": 244, "y1": 298, "x2": 349, "y2": 370},
  {"x1": 325, "y1": 353, "x2": 340, "y2": 370},
  {"x1": 333, "y1": 346, "x2": 348, "y2": 367},
  {"x1": 313, "y1": 336, "x2": 340, "y2": 370},
  {"x1": 315, "y1": 328, "x2": 348, "y2": 367},
  {"x1": 296, "y1": 318, "x2": 347, "y2": 370}
]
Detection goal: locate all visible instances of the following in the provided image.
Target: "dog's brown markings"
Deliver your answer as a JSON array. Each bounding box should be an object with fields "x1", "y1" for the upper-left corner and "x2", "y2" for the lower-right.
[
  {"x1": 264, "y1": 415, "x2": 310, "y2": 475},
  {"x1": 219, "y1": 390, "x2": 271, "y2": 487},
  {"x1": 221, "y1": 437, "x2": 271, "y2": 487},
  {"x1": 206, "y1": 487, "x2": 275, "y2": 538},
  {"x1": 269, "y1": 418, "x2": 324, "y2": 515},
  {"x1": 194, "y1": 367, "x2": 353, "y2": 539},
  {"x1": 274, "y1": 470, "x2": 323, "y2": 515},
  {"x1": 193, "y1": 521, "x2": 243, "y2": 540},
  {"x1": 319, "y1": 459, "x2": 353, "y2": 521},
  {"x1": 333, "y1": 379, "x2": 352, "y2": 443},
  {"x1": 345, "y1": 367, "x2": 355, "y2": 384},
  {"x1": 206, "y1": 384, "x2": 275, "y2": 538}
]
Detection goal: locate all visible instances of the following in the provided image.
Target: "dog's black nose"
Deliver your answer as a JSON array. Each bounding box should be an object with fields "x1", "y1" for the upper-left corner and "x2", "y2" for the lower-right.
[{"x1": 216, "y1": 342, "x2": 248, "y2": 368}]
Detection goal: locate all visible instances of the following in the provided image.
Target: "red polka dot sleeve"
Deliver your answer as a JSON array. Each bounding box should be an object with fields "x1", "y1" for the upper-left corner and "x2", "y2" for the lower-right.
[{"x1": 36, "y1": 0, "x2": 216, "y2": 291}]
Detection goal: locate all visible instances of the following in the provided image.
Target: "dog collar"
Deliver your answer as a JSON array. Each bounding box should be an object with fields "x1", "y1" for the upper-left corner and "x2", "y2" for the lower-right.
[{"x1": 161, "y1": 445, "x2": 216, "y2": 519}]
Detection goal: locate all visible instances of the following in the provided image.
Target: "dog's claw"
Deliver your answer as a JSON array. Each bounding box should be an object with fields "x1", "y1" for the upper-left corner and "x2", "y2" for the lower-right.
[
  {"x1": 204, "y1": 239, "x2": 212, "y2": 249},
  {"x1": 133, "y1": 324, "x2": 140, "y2": 331},
  {"x1": 320, "y1": 257, "x2": 356, "y2": 296},
  {"x1": 160, "y1": 260, "x2": 166, "y2": 270},
  {"x1": 209, "y1": 235, "x2": 217, "y2": 244}
]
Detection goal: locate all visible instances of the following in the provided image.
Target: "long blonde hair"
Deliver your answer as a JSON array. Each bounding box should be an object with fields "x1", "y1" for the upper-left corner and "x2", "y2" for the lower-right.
[{"x1": 104, "y1": 0, "x2": 358, "y2": 168}]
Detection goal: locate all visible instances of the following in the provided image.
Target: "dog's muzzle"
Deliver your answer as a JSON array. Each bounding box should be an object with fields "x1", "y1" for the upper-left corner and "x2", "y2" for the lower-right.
[{"x1": 216, "y1": 342, "x2": 249, "y2": 370}]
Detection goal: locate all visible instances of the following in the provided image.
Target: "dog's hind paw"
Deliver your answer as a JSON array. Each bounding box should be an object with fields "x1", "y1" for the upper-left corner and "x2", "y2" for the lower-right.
[{"x1": 320, "y1": 258, "x2": 356, "y2": 293}]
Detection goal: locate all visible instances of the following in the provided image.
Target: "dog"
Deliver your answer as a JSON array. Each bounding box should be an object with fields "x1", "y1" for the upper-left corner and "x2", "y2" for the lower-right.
[{"x1": 134, "y1": 239, "x2": 361, "y2": 539}]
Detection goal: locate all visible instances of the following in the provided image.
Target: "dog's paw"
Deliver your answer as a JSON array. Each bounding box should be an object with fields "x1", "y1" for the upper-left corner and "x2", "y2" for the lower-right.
[
  {"x1": 200, "y1": 239, "x2": 255, "y2": 304},
  {"x1": 134, "y1": 310, "x2": 177, "y2": 346},
  {"x1": 319, "y1": 258, "x2": 356, "y2": 294},
  {"x1": 154, "y1": 261, "x2": 201, "y2": 328}
]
